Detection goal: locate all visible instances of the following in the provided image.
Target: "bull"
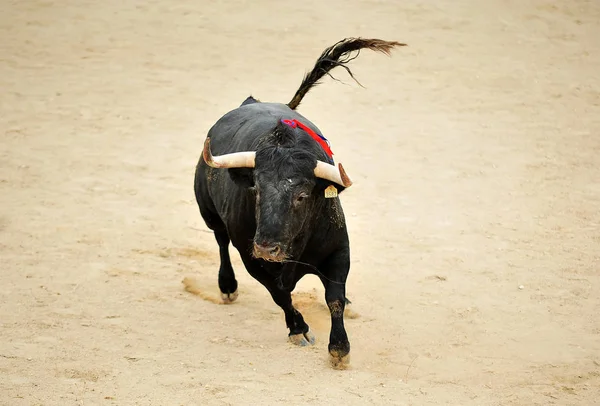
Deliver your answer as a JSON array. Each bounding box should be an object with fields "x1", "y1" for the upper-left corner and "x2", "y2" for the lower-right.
[{"x1": 193, "y1": 38, "x2": 404, "y2": 366}]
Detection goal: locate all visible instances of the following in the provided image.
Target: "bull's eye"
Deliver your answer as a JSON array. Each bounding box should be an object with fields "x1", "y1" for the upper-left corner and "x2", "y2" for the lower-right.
[{"x1": 295, "y1": 192, "x2": 309, "y2": 205}]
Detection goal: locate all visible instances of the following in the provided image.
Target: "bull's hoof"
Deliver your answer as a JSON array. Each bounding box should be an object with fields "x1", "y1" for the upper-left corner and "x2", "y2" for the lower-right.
[
  {"x1": 289, "y1": 330, "x2": 316, "y2": 347},
  {"x1": 220, "y1": 290, "x2": 238, "y2": 304},
  {"x1": 329, "y1": 350, "x2": 351, "y2": 370},
  {"x1": 328, "y1": 341, "x2": 350, "y2": 369}
]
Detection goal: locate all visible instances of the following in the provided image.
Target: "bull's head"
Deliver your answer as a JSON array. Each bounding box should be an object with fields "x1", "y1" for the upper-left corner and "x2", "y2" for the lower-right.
[{"x1": 202, "y1": 134, "x2": 352, "y2": 262}]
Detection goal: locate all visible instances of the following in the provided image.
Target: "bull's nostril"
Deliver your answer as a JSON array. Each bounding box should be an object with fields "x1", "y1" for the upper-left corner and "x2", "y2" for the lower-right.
[{"x1": 253, "y1": 241, "x2": 282, "y2": 259}]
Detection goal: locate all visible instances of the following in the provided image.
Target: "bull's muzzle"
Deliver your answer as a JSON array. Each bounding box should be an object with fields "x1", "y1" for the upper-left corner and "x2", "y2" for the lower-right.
[{"x1": 253, "y1": 241, "x2": 285, "y2": 262}]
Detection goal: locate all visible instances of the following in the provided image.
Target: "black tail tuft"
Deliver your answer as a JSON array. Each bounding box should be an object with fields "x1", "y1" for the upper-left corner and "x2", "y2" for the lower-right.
[{"x1": 287, "y1": 38, "x2": 406, "y2": 110}]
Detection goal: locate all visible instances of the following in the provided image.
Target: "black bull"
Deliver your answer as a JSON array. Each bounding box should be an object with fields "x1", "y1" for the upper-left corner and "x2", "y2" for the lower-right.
[{"x1": 193, "y1": 38, "x2": 405, "y2": 366}]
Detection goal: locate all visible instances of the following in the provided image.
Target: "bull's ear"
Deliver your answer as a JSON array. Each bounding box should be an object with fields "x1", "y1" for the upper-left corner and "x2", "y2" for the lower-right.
[
  {"x1": 315, "y1": 178, "x2": 347, "y2": 196},
  {"x1": 228, "y1": 168, "x2": 255, "y2": 188}
]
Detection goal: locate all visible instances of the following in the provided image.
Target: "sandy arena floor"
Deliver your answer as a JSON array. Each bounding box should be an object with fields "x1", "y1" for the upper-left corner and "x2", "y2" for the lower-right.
[{"x1": 1, "y1": 1, "x2": 599, "y2": 405}]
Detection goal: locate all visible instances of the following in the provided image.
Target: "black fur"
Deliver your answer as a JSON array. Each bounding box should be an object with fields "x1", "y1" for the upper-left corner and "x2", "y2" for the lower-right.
[
  {"x1": 240, "y1": 95, "x2": 259, "y2": 106},
  {"x1": 193, "y1": 38, "x2": 404, "y2": 363}
]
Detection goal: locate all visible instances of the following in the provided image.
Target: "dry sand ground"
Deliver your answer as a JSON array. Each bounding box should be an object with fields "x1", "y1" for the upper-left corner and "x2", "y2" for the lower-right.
[{"x1": 1, "y1": 1, "x2": 600, "y2": 405}]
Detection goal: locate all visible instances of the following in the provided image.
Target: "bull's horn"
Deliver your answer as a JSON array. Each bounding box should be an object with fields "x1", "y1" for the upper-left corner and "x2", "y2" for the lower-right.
[
  {"x1": 203, "y1": 137, "x2": 256, "y2": 169},
  {"x1": 314, "y1": 161, "x2": 353, "y2": 188}
]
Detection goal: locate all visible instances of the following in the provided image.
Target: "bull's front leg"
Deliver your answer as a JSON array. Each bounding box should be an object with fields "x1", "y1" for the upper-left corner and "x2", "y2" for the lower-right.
[
  {"x1": 241, "y1": 257, "x2": 315, "y2": 346},
  {"x1": 275, "y1": 290, "x2": 316, "y2": 347},
  {"x1": 320, "y1": 249, "x2": 351, "y2": 369}
]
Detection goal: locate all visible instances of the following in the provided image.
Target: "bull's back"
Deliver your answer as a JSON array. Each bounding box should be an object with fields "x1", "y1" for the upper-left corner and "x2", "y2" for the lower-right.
[{"x1": 206, "y1": 102, "x2": 323, "y2": 154}]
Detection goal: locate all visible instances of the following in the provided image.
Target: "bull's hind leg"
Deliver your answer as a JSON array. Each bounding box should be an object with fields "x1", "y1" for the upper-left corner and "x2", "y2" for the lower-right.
[
  {"x1": 195, "y1": 167, "x2": 238, "y2": 303},
  {"x1": 214, "y1": 229, "x2": 238, "y2": 303},
  {"x1": 195, "y1": 199, "x2": 238, "y2": 302}
]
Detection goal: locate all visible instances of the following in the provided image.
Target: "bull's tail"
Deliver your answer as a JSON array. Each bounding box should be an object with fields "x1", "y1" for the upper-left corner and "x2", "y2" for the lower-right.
[{"x1": 287, "y1": 38, "x2": 406, "y2": 110}]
